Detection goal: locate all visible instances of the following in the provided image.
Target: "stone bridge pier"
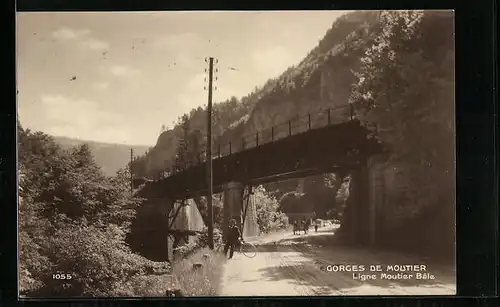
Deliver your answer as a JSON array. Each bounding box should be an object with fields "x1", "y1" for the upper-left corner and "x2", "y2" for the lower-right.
[
  {"x1": 156, "y1": 197, "x2": 175, "y2": 262},
  {"x1": 130, "y1": 196, "x2": 175, "y2": 262},
  {"x1": 222, "y1": 181, "x2": 259, "y2": 239},
  {"x1": 343, "y1": 154, "x2": 386, "y2": 246}
]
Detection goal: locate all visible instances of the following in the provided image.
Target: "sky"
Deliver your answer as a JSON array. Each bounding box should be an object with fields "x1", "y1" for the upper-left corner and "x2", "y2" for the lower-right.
[{"x1": 16, "y1": 11, "x2": 348, "y2": 146}]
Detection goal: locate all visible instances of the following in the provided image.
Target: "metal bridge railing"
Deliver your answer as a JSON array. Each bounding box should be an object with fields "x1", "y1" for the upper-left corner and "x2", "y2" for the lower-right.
[{"x1": 150, "y1": 104, "x2": 355, "y2": 181}]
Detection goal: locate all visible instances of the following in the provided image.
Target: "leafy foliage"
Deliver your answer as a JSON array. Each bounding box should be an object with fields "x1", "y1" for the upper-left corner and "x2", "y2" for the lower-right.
[
  {"x1": 348, "y1": 10, "x2": 455, "y2": 257},
  {"x1": 194, "y1": 195, "x2": 224, "y2": 229},
  {"x1": 351, "y1": 10, "x2": 454, "y2": 216},
  {"x1": 173, "y1": 228, "x2": 224, "y2": 260},
  {"x1": 253, "y1": 185, "x2": 289, "y2": 234},
  {"x1": 44, "y1": 223, "x2": 169, "y2": 296},
  {"x1": 18, "y1": 126, "x2": 169, "y2": 296},
  {"x1": 112, "y1": 273, "x2": 176, "y2": 297},
  {"x1": 174, "y1": 114, "x2": 204, "y2": 171}
]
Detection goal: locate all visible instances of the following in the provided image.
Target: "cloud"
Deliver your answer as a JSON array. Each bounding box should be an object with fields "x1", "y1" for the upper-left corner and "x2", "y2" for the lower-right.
[
  {"x1": 93, "y1": 81, "x2": 109, "y2": 90},
  {"x1": 107, "y1": 65, "x2": 140, "y2": 77},
  {"x1": 39, "y1": 95, "x2": 128, "y2": 143},
  {"x1": 52, "y1": 27, "x2": 91, "y2": 40},
  {"x1": 79, "y1": 38, "x2": 109, "y2": 51},
  {"x1": 40, "y1": 95, "x2": 120, "y2": 124},
  {"x1": 51, "y1": 27, "x2": 109, "y2": 51}
]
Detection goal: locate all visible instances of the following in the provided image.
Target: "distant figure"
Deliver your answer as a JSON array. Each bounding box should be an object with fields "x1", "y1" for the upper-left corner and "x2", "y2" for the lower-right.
[
  {"x1": 302, "y1": 218, "x2": 309, "y2": 235},
  {"x1": 224, "y1": 219, "x2": 241, "y2": 259},
  {"x1": 293, "y1": 221, "x2": 299, "y2": 235},
  {"x1": 301, "y1": 218, "x2": 305, "y2": 234},
  {"x1": 314, "y1": 220, "x2": 319, "y2": 232},
  {"x1": 297, "y1": 220, "x2": 303, "y2": 235}
]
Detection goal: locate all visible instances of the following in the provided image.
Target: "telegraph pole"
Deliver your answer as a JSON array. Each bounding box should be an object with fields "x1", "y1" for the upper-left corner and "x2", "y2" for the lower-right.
[
  {"x1": 130, "y1": 148, "x2": 133, "y2": 196},
  {"x1": 206, "y1": 57, "x2": 214, "y2": 249}
]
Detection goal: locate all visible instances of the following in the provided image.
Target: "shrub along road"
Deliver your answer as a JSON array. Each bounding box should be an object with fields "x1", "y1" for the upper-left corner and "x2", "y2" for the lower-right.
[{"x1": 220, "y1": 225, "x2": 456, "y2": 296}]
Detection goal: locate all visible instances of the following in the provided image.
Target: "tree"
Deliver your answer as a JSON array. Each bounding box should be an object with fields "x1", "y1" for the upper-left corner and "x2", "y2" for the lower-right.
[
  {"x1": 349, "y1": 11, "x2": 455, "y2": 253},
  {"x1": 174, "y1": 114, "x2": 191, "y2": 171},
  {"x1": 174, "y1": 115, "x2": 205, "y2": 171},
  {"x1": 18, "y1": 126, "x2": 164, "y2": 296},
  {"x1": 188, "y1": 129, "x2": 203, "y2": 163},
  {"x1": 253, "y1": 185, "x2": 289, "y2": 233},
  {"x1": 351, "y1": 10, "x2": 454, "y2": 207},
  {"x1": 193, "y1": 195, "x2": 224, "y2": 229}
]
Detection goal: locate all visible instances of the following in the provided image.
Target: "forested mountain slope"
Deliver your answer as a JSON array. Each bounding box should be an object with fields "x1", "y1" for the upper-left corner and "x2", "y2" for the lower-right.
[{"x1": 53, "y1": 136, "x2": 149, "y2": 177}]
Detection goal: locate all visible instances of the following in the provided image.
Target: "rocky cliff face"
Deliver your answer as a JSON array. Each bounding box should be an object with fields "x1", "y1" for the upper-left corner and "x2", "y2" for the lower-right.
[
  {"x1": 144, "y1": 130, "x2": 177, "y2": 174},
  {"x1": 239, "y1": 11, "x2": 380, "y2": 140}
]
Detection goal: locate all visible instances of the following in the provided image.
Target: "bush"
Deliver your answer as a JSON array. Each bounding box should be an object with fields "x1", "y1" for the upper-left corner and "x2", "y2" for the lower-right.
[
  {"x1": 172, "y1": 247, "x2": 226, "y2": 296},
  {"x1": 174, "y1": 228, "x2": 223, "y2": 260},
  {"x1": 19, "y1": 204, "x2": 54, "y2": 294},
  {"x1": 112, "y1": 274, "x2": 179, "y2": 297},
  {"x1": 18, "y1": 127, "x2": 160, "y2": 297},
  {"x1": 196, "y1": 227, "x2": 224, "y2": 247},
  {"x1": 19, "y1": 232, "x2": 52, "y2": 294},
  {"x1": 39, "y1": 222, "x2": 170, "y2": 296}
]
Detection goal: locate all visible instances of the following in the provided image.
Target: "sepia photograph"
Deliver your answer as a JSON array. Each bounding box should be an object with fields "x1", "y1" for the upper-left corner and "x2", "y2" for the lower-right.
[{"x1": 17, "y1": 10, "x2": 456, "y2": 297}]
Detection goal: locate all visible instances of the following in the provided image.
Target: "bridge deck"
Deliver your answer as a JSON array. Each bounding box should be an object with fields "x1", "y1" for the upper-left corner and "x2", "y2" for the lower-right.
[{"x1": 138, "y1": 119, "x2": 382, "y2": 200}]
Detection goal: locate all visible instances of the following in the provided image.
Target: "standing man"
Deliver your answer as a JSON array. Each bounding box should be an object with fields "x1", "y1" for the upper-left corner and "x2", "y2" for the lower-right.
[{"x1": 224, "y1": 219, "x2": 242, "y2": 259}]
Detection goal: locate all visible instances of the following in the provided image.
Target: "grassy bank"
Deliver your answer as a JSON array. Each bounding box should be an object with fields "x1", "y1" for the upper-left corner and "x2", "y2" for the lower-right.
[
  {"x1": 113, "y1": 273, "x2": 177, "y2": 297},
  {"x1": 113, "y1": 247, "x2": 226, "y2": 297},
  {"x1": 172, "y1": 247, "x2": 227, "y2": 296}
]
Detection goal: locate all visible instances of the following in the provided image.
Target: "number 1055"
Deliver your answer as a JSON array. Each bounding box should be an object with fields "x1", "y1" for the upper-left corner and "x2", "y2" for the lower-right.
[{"x1": 52, "y1": 273, "x2": 72, "y2": 280}]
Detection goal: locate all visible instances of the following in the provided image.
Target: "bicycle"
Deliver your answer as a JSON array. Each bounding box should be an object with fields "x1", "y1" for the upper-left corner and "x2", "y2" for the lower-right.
[
  {"x1": 215, "y1": 238, "x2": 257, "y2": 258},
  {"x1": 239, "y1": 239, "x2": 257, "y2": 258}
]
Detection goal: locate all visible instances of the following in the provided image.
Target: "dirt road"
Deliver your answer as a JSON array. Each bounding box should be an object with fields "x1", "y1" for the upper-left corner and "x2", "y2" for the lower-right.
[{"x1": 220, "y1": 226, "x2": 456, "y2": 296}]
